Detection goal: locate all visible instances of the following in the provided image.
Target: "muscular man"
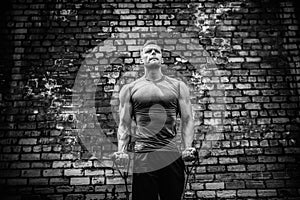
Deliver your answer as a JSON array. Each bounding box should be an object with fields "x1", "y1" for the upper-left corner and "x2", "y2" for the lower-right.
[{"x1": 113, "y1": 40, "x2": 195, "y2": 200}]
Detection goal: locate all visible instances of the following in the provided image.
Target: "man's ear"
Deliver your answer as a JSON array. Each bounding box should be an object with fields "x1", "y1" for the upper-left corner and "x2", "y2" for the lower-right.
[{"x1": 140, "y1": 50, "x2": 144, "y2": 64}]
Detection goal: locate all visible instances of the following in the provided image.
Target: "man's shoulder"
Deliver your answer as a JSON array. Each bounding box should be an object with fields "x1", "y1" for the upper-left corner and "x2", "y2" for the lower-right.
[
  {"x1": 120, "y1": 76, "x2": 144, "y2": 92},
  {"x1": 127, "y1": 76, "x2": 144, "y2": 86},
  {"x1": 164, "y1": 75, "x2": 185, "y2": 85}
]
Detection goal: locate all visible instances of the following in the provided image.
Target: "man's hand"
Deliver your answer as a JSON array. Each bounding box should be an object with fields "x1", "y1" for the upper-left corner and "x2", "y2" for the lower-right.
[
  {"x1": 182, "y1": 147, "x2": 197, "y2": 161},
  {"x1": 111, "y1": 151, "x2": 130, "y2": 167}
]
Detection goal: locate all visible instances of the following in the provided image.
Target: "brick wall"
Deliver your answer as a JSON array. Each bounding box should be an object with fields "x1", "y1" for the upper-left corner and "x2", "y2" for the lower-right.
[{"x1": 1, "y1": 0, "x2": 300, "y2": 199}]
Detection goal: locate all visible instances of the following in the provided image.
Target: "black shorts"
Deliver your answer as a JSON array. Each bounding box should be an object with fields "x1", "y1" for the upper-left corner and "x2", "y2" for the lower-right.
[{"x1": 132, "y1": 151, "x2": 185, "y2": 200}]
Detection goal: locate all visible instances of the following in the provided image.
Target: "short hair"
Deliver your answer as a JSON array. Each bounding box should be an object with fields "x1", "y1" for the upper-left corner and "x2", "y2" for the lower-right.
[{"x1": 141, "y1": 40, "x2": 162, "y2": 52}]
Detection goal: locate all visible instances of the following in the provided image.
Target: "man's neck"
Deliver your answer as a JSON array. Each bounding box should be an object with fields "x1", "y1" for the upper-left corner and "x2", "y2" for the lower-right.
[{"x1": 144, "y1": 67, "x2": 163, "y2": 81}]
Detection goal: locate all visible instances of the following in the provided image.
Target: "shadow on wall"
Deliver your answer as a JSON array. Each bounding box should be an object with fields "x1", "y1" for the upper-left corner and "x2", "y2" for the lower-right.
[
  {"x1": 293, "y1": 0, "x2": 300, "y2": 26},
  {"x1": 20, "y1": 2, "x2": 117, "y2": 158},
  {"x1": 0, "y1": 1, "x2": 13, "y2": 109}
]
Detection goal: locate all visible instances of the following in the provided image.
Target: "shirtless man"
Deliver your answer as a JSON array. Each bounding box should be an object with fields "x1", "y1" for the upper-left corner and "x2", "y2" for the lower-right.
[{"x1": 113, "y1": 40, "x2": 195, "y2": 200}]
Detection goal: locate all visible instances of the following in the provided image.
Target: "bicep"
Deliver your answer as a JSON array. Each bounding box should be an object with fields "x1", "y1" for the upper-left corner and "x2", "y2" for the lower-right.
[{"x1": 119, "y1": 85, "x2": 132, "y2": 125}]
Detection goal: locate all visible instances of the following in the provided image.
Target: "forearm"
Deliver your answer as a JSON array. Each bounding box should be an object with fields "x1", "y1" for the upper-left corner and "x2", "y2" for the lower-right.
[
  {"x1": 178, "y1": 81, "x2": 195, "y2": 149},
  {"x1": 117, "y1": 124, "x2": 131, "y2": 152},
  {"x1": 182, "y1": 117, "x2": 194, "y2": 148}
]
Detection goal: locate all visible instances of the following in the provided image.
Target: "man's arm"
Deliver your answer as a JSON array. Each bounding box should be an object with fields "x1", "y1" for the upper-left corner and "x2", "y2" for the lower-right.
[
  {"x1": 117, "y1": 84, "x2": 132, "y2": 152},
  {"x1": 179, "y1": 81, "x2": 194, "y2": 149}
]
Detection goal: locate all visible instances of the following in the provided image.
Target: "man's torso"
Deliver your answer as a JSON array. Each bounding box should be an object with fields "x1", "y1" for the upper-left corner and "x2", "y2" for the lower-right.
[{"x1": 128, "y1": 75, "x2": 181, "y2": 152}]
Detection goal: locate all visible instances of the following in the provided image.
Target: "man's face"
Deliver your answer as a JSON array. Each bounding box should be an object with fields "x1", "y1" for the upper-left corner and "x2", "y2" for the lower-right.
[{"x1": 141, "y1": 44, "x2": 163, "y2": 67}]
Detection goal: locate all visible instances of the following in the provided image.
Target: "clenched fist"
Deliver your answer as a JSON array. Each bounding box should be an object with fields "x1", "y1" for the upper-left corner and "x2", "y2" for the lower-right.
[
  {"x1": 182, "y1": 147, "x2": 197, "y2": 161},
  {"x1": 111, "y1": 151, "x2": 130, "y2": 166}
]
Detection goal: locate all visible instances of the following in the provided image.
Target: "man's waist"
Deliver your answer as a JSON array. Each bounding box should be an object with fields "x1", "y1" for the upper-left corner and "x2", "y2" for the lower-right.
[{"x1": 128, "y1": 137, "x2": 179, "y2": 153}]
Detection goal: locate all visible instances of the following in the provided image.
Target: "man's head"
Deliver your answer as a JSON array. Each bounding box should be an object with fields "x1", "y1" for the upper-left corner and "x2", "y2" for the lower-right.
[{"x1": 140, "y1": 40, "x2": 163, "y2": 68}]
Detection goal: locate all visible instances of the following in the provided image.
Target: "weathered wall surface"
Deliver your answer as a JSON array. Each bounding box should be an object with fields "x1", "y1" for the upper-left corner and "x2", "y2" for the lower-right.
[{"x1": 0, "y1": 0, "x2": 300, "y2": 199}]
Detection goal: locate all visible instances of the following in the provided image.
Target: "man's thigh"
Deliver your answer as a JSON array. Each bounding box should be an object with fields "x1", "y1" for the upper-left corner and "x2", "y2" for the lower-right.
[
  {"x1": 132, "y1": 172, "x2": 159, "y2": 200},
  {"x1": 132, "y1": 151, "x2": 184, "y2": 200},
  {"x1": 158, "y1": 157, "x2": 185, "y2": 200}
]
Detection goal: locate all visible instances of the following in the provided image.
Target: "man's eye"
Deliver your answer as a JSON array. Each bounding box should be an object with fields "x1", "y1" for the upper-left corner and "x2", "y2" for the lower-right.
[{"x1": 145, "y1": 49, "x2": 161, "y2": 54}]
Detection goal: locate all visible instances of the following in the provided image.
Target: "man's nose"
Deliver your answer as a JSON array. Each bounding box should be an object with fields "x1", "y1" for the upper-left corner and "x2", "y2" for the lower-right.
[{"x1": 150, "y1": 49, "x2": 156, "y2": 54}]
